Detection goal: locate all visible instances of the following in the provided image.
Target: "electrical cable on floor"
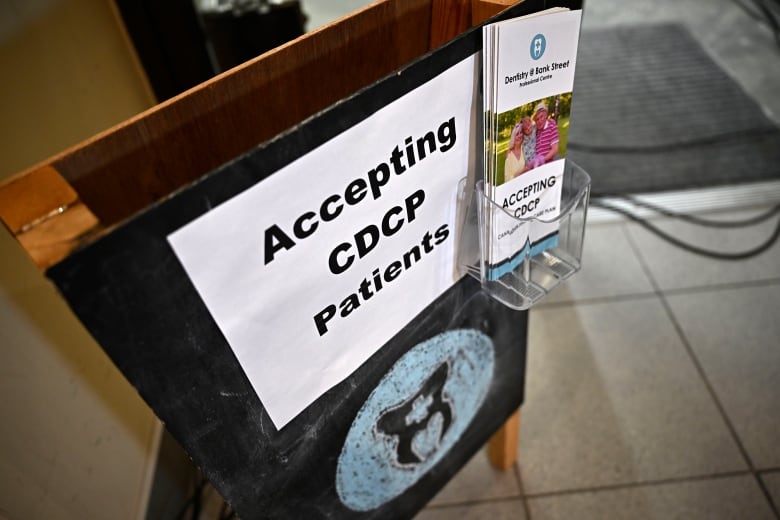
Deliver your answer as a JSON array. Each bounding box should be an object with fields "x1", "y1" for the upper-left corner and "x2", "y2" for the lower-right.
[
  {"x1": 609, "y1": 195, "x2": 780, "y2": 227},
  {"x1": 591, "y1": 197, "x2": 780, "y2": 260},
  {"x1": 731, "y1": 0, "x2": 780, "y2": 48},
  {"x1": 568, "y1": 124, "x2": 780, "y2": 260},
  {"x1": 752, "y1": 0, "x2": 780, "y2": 47}
]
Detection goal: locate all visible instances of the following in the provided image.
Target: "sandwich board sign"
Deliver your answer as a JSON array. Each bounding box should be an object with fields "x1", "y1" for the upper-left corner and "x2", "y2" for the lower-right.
[{"x1": 40, "y1": 1, "x2": 571, "y2": 517}]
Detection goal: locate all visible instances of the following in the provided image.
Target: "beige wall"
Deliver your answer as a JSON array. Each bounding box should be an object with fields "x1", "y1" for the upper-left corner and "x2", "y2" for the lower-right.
[
  {"x1": 0, "y1": 0, "x2": 155, "y2": 179},
  {"x1": 0, "y1": 1, "x2": 160, "y2": 519}
]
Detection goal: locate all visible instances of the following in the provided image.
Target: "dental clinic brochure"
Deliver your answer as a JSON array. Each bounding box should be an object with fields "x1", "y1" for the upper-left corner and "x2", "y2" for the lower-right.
[{"x1": 483, "y1": 9, "x2": 582, "y2": 280}]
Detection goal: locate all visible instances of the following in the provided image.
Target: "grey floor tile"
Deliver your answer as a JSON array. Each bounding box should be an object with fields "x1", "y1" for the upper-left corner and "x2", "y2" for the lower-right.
[
  {"x1": 542, "y1": 222, "x2": 655, "y2": 304},
  {"x1": 527, "y1": 475, "x2": 775, "y2": 520},
  {"x1": 428, "y1": 448, "x2": 521, "y2": 506},
  {"x1": 624, "y1": 206, "x2": 780, "y2": 291},
  {"x1": 761, "y1": 471, "x2": 780, "y2": 513},
  {"x1": 666, "y1": 284, "x2": 780, "y2": 468},
  {"x1": 416, "y1": 499, "x2": 527, "y2": 520},
  {"x1": 519, "y1": 298, "x2": 746, "y2": 494}
]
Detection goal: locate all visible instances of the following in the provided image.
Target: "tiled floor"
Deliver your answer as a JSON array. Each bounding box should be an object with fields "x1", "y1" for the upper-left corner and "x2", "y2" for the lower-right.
[
  {"x1": 417, "y1": 206, "x2": 780, "y2": 519},
  {"x1": 417, "y1": 0, "x2": 780, "y2": 517}
]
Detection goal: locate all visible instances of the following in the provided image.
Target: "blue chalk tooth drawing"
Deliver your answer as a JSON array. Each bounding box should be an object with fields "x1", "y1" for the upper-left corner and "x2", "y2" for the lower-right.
[
  {"x1": 336, "y1": 329, "x2": 495, "y2": 512},
  {"x1": 375, "y1": 361, "x2": 454, "y2": 467}
]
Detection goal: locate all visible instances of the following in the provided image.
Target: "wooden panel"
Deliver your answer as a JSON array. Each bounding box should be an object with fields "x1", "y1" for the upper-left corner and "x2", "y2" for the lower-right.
[
  {"x1": 40, "y1": 0, "x2": 433, "y2": 226},
  {"x1": 430, "y1": 0, "x2": 473, "y2": 49},
  {"x1": 430, "y1": 0, "x2": 518, "y2": 50},
  {"x1": 473, "y1": 0, "x2": 516, "y2": 25}
]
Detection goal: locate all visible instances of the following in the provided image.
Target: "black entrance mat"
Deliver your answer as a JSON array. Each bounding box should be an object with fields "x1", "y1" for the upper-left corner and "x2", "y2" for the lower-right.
[{"x1": 567, "y1": 23, "x2": 780, "y2": 196}]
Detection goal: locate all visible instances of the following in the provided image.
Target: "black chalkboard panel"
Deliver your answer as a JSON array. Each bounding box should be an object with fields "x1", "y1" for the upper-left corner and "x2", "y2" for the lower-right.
[
  {"x1": 52, "y1": 245, "x2": 526, "y2": 517},
  {"x1": 42, "y1": 1, "x2": 583, "y2": 517}
]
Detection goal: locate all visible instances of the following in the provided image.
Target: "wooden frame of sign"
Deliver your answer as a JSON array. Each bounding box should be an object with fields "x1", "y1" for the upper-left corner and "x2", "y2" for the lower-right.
[{"x1": 0, "y1": 0, "x2": 580, "y2": 517}]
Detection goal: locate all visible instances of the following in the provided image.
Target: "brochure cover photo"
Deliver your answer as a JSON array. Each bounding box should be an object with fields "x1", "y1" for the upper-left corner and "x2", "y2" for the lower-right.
[{"x1": 496, "y1": 93, "x2": 573, "y2": 186}]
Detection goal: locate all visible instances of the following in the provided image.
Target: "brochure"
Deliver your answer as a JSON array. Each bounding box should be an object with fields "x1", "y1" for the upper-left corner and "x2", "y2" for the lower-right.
[{"x1": 482, "y1": 8, "x2": 582, "y2": 280}]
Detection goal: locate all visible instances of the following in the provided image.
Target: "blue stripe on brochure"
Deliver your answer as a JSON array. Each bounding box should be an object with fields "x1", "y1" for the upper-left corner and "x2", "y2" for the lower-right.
[{"x1": 486, "y1": 233, "x2": 559, "y2": 281}]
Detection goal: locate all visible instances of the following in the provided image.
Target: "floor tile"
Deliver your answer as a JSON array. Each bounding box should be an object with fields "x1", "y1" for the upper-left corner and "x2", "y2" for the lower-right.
[
  {"x1": 0, "y1": 262, "x2": 158, "y2": 520},
  {"x1": 624, "y1": 206, "x2": 780, "y2": 291},
  {"x1": 761, "y1": 471, "x2": 780, "y2": 513},
  {"x1": 0, "y1": 229, "x2": 50, "y2": 299},
  {"x1": 427, "y1": 448, "x2": 521, "y2": 506},
  {"x1": 527, "y1": 475, "x2": 775, "y2": 520},
  {"x1": 0, "y1": 456, "x2": 49, "y2": 520},
  {"x1": 542, "y1": 222, "x2": 655, "y2": 304},
  {"x1": 666, "y1": 284, "x2": 780, "y2": 468},
  {"x1": 416, "y1": 499, "x2": 527, "y2": 520},
  {"x1": 519, "y1": 298, "x2": 746, "y2": 494}
]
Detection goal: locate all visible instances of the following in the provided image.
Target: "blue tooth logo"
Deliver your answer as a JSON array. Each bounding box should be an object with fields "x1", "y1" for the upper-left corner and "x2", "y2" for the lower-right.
[
  {"x1": 336, "y1": 329, "x2": 495, "y2": 512},
  {"x1": 531, "y1": 33, "x2": 546, "y2": 60}
]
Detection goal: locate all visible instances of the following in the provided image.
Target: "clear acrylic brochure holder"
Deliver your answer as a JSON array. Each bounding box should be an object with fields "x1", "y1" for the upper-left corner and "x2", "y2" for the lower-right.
[{"x1": 457, "y1": 160, "x2": 591, "y2": 310}]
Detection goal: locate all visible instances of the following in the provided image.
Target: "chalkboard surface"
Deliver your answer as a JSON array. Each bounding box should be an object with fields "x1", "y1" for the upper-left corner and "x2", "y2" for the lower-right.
[{"x1": 43, "y1": 1, "x2": 581, "y2": 517}]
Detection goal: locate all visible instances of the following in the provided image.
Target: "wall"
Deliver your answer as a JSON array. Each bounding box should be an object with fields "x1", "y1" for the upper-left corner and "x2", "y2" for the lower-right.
[
  {"x1": 0, "y1": 0, "x2": 155, "y2": 178},
  {"x1": 0, "y1": 1, "x2": 159, "y2": 519}
]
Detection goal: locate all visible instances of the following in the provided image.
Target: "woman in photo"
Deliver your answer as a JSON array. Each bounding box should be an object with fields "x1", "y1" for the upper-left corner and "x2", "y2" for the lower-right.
[
  {"x1": 521, "y1": 116, "x2": 537, "y2": 166},
  {"x1": 503, "y1": 122, "x2": 526, "y2": 182}
]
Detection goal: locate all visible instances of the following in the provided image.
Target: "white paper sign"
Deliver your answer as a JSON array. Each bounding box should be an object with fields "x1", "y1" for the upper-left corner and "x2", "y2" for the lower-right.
[{"x1": 168, "y1": 55, "x2": 478, "y2": 429}]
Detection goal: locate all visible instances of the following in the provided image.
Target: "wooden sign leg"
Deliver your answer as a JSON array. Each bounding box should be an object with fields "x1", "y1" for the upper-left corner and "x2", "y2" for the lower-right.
[{"x1": 487, "y1": 409, "x2": 520, "y2": 470}]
